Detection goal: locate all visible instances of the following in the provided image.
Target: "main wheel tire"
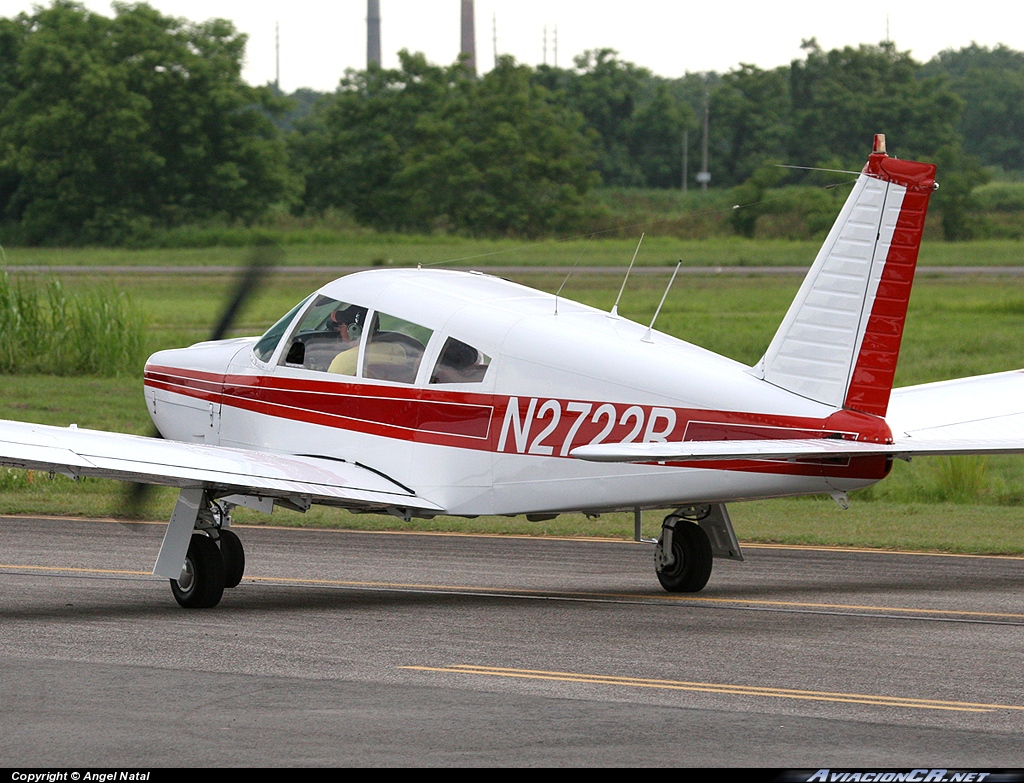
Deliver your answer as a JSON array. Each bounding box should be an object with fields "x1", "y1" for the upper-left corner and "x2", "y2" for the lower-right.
[
  {"x1": 656, "y1": 522, "x2": 713, "y2": 593},
  {"x1": 217, "y1": 528, "x2": 245, "y2": 588},
  {"x1": 170, "y1": 535, "x2": 226, "y2": 608}
]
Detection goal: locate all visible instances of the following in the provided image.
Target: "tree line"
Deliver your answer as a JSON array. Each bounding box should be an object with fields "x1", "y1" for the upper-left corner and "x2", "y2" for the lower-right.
[{"x1": 0, "y1": 2, "x2": 1020, "y2": 244}]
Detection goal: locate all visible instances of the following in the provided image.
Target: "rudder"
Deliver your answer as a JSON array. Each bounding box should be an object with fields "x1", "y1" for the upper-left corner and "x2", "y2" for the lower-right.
[{"x1": 752, "y1": 136, "x2": 937, "y2": 416}]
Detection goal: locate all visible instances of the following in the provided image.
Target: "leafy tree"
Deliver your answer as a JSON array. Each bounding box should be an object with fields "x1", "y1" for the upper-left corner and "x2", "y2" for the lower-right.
[
  {"x1": 729, "y1": 160, "x2": 785, "y2": 237},
  {"x1": 708, "y1": 64, "x2": 790, "y2": 187},
  {"x1": 924, "y1": 44, "x2": 1024, "y2": 173},
  {"x1": 930, "y1": 143, "x2": 991, "y2": 240},
  {"x1": 533, "y1": 49, "x2": 694, "y2": 188},
  {"x1": 293, "y1": 52, "x2": 600, "y2": 236},
  {"x1": 788, "y1": 40, "x2": 962, "y2": 167},
  {"x1": 0, "y1": 1, "x2": 294, "y2": 243}
]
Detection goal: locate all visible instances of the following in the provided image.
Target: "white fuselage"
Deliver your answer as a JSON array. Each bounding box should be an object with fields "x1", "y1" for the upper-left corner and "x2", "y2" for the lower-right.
[{"x1": 145, "y1": 269, "x2": 892, "y2": 516}]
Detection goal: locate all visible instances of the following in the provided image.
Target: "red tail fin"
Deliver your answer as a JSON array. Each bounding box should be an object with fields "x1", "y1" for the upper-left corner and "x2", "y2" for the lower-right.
[
  {"x1": 842, "y1": 153, "x2": 936, "y2": 415},
  {"x1": 754, "y1": 141, "x2": 937, "y2": 416}
]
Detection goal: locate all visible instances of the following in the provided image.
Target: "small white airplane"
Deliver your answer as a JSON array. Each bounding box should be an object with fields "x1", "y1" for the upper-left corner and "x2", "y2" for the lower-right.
[{"x1": 3, "y1": 135, "x2": 1023, "y2": 608}]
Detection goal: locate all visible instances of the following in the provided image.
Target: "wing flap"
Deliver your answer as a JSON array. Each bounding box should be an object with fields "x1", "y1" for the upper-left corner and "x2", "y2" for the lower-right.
[{"x1": 0, "y1": 419, "x2": 443, "y2": 512}]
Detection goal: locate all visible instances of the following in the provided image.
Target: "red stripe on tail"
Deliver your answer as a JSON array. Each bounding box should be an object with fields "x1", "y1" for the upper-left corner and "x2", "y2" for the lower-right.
[{"x1": 843, "y1": 154, "x2": 937, "y2": 416}]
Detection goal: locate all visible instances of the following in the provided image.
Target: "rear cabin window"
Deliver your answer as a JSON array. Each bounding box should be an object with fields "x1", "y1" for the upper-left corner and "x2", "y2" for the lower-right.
[
  {"x1": 362, "y1": 312, "x2": 433, "y2": 384},
  {"x1": 280, "y1": 295, "x2": 368, "y2": 375},
  {"x1": 429, "y1": 337, "x2": 491, "y2": 384}
]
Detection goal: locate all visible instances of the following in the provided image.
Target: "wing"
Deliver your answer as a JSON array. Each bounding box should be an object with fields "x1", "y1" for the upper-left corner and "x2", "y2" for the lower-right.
[{"x1": 0, "y1": 419, "x2": 443, "y2": 514}]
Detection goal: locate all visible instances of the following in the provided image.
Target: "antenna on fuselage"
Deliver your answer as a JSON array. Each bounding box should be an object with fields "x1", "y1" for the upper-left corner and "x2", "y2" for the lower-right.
[
  {"x1": 642, "y1": 261, "x2": 682, "y2": 343},
  {"x1": 609, "y1": 233, "x2": 644, "y2": 319},
  {"x1": 554, "y1": 234, "x2": 592, "y2": 316}
]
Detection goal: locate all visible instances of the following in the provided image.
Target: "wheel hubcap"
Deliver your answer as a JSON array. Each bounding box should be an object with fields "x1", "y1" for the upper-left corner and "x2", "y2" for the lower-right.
[{"x1": 176, "y1": 557, "x2": 195, "y2": 593}]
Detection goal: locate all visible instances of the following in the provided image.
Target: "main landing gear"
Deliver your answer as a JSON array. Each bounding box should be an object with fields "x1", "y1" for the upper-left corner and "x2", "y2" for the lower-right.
[
  {"x1": 652, "y1": 504, "x2": 744, "y2": 593},
  {"x1": 153, "y1": 489, "x2": 245, "y2": 609},
  {"x1": 170, "y1": 504, "x2": 245, "y2": 609}
]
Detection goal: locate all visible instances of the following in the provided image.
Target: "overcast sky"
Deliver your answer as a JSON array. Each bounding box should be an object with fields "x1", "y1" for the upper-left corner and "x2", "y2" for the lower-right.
[{"x1": 1, "y1": 1, "x2": 1021, "y2": 92}]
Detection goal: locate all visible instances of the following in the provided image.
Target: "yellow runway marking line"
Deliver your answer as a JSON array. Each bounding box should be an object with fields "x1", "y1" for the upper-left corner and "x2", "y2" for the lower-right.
[
  {"x1": 246, "y1": 575, "x2": 1024, "y2": 621},
  {"x1": 402, "y1": 665, "x2": 1024, "y2": 713},
  {"x1": 6, "y1": 566, "x2": 1024, "y2": 622},
  {"x1": 742, "y1": 543, "x2": 1024, "y2": 561},
  {"x1": 0, "y1": 563, "x2": 149, "y2": 576}
]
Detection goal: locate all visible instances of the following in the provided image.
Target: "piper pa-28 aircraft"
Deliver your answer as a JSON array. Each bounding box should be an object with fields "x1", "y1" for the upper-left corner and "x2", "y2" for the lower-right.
[{"x1": 3, "y1": 136, "x2": 1023, "y2": 608}]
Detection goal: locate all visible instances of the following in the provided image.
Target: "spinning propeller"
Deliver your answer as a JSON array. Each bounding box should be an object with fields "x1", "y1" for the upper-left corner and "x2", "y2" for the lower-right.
[{"x1": 118, "y1": 241, "x2": 280, "y2": 518}]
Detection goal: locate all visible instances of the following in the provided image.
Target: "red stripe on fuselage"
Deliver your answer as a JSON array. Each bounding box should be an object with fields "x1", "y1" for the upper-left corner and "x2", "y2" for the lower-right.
[{"x1": 145, "y1": 366, "x2": 893, "y2": 480}]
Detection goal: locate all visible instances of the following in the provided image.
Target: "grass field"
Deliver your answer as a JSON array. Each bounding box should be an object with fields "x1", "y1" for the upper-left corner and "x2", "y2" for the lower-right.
[
  {"x1": 3, "y1": 235, "x2": 1024, "y2": 270},
  {"x1": 1, "y1": 265, "x2": 1023, "y2": 553}
]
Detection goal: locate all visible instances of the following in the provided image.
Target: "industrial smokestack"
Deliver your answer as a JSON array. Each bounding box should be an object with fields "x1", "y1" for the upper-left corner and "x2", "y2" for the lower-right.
[
  {"x1": 367, "y1": 0, "x2": 381, "y2": 68},
  {"x1": 460, "y1": 0, "x2": 476, "y2": 74}
]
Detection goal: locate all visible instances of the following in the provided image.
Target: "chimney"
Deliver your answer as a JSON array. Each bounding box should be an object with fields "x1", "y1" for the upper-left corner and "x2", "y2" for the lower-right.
[
  {"x1": 367, "y1": 0, "x2": 381, "y2": 68},
  {"x1": 460, "y1": 0, "x2": 476, "y2": 74}
]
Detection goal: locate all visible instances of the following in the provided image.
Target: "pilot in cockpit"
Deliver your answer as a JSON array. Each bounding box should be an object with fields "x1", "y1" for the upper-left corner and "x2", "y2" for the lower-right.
[{"x1": 327, "y1": 305, "x2": 365, "y2": 375}]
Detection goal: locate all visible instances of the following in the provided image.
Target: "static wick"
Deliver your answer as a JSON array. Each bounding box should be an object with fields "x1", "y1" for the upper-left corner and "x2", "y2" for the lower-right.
[
  {"x1": 610, "y1": 233, "x2": 644, "y2": 318},
  {"x1": 642, "y1": 261, "x2": 682, "y2": 343}
]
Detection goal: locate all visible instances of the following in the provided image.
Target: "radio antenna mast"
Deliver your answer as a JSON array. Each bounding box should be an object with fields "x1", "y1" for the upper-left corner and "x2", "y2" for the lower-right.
[
  {"x1": 642, "y1": 261, "x2": 682, "y2": 342},
  {"x1": 610, "y1": 233, "x2": 644, "y2": 318},
  {"x1": 555, "y1": 235, "x2": 592, "y2": 316}
]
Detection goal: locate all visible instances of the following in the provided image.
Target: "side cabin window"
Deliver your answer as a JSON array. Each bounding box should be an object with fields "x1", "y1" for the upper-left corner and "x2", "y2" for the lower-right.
[
  {"x1": 281, "y1": 295, "x2": 368, "y2": 375},
  {"x1": 362, "y1": 312, "x2": 433, "y2": 384},
  {"x1": 429, "y1": 337, "x2": 491, "y2": 384}
]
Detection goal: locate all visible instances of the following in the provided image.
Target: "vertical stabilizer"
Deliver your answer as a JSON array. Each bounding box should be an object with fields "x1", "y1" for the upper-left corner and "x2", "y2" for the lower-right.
[{"x1": 752, "y1": 139, "x2": 936, "y2": 416}]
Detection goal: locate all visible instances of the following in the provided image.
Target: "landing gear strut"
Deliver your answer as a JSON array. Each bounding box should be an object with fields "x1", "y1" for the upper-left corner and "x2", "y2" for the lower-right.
[
  {"x1": 155, "y1": 489, "x2": 246, "y2": 609},
  {"x1": 655, "y1": 509, "x2": 713, "y2": 593}
]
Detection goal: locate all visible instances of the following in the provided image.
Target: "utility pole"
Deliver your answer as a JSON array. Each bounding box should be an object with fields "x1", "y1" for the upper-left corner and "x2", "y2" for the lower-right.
[
  {"x1": 682, "y1": 128, "x2": 688, "y2": 192},
  {"x1": 460, "y1": 0, "x2": 476, "y2": 75},
  {"x1": 275, "y1": 21, "x2": 280, "y2": 90},
  {"x1": 367, "y1": 0, "x2": 381, "y2": 68},
  {"x1": 543, "y1": 24, "x2": 547, "y2": 66},
  {"x1": 492, "y1": 12, "x2": 497, "y2": 67},
  {"x1": 697, "y1": 87, "x2": 711, "y2": 192}
]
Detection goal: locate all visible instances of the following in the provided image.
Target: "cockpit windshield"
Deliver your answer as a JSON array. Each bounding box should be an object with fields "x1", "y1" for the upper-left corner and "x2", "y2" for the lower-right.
[{"x1": 252, "y1": 296, "x2": 310, "y2": 363}]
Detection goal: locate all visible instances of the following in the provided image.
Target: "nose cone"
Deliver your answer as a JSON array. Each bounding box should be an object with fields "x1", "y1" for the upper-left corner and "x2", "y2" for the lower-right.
[{"x1": 143, "y1": 337, "x2": 257, "y2": 443}]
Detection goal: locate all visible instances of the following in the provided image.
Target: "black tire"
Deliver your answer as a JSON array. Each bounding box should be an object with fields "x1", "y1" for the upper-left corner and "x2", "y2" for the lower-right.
[
  {"x1": 656, "y1": 522, "x2": 713, "y2": 593},
  {"x1": 217, "y1": 528, "x2": 245, "y2": 589},
  {"x1": 170, "y1": 535, "x2": 226, "y2": 608}
]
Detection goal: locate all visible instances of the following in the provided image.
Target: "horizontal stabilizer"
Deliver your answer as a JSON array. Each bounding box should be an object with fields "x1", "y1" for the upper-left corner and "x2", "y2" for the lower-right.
[
  {"x1": 574, "y1": 368, "x2": 1024, "y2": 465},
  {"x1": 887, "y1": 369, "x2": 1024, "y2": 441},
  {"x1": 0, "y1": 419, "x2": 443, "y2": 513},
  {"x1": 571, "y1": 435, "x2": 1024, "y2": 464}
]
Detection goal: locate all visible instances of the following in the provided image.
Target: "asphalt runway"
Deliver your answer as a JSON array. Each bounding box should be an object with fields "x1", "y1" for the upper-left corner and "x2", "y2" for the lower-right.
[{"x1": 2, "y1": 515, "x2": 1024, "y2": 767}]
